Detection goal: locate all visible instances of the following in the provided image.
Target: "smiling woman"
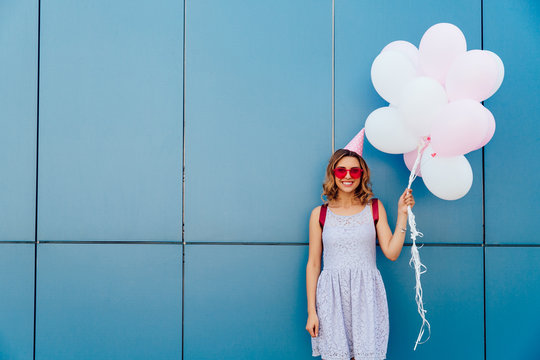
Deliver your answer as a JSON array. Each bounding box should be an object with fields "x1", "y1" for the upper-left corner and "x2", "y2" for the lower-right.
[{"x1": 306, "y1": 143, "x2": 415, "y2": 360}]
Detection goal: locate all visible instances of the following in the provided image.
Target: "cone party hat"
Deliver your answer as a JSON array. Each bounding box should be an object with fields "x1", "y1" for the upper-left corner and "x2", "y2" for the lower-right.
[{"x1": 344, "y1": 128, "x2": 365, "y2": 156}]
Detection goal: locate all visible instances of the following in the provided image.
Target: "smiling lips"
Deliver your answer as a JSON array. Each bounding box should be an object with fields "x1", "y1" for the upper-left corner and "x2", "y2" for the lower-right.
[{"x1": 341, "y1": 181, "x2": 355, "y2": 187}]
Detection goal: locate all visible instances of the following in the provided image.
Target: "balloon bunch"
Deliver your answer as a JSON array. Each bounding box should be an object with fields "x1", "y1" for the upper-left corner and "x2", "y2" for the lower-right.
[{"x1": 366, "y1": 23, "x2": 504, "y2": 200}]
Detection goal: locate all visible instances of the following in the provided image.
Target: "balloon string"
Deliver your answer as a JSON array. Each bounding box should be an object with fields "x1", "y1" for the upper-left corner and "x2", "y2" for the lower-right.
[
  {"x1": 407, "y1": 138, "x2": 429, "y2": 189},
  {"x1": 407, "y1": 139, "x2": 431, "y2": 351}
]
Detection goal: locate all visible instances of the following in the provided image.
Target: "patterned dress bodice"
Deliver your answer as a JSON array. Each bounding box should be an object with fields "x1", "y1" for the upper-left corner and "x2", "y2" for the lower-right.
[{"x1": 321, "y1": 204, "x2": 377, "y2": 271}]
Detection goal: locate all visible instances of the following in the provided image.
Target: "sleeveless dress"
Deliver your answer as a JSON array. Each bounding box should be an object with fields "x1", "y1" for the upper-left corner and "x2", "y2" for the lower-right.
[{"x1": 311, "y1": 202, "x2": 389, "y2": 360}]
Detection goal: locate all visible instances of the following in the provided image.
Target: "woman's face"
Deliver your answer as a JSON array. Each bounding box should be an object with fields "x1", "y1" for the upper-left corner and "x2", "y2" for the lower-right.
[{"x1": 334, "y1": 156, "x2": 362, "y2": 194}]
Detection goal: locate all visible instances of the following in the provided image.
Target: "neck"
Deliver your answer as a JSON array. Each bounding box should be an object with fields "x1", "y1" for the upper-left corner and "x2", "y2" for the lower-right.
[{"x1": 334, "y1": 191, "x2": 359, "y2": 208}]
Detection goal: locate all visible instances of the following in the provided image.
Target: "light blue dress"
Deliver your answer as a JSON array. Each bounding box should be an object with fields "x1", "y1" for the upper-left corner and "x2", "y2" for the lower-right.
[{"x1": 311, "y1": 203, "x2": 389, "y2": 360}]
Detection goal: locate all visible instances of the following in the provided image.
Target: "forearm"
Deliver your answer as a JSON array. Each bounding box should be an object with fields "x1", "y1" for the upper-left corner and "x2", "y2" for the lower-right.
[
  {"x1": 306, "y1": 263, "x2": 320, "y2": 315},
  {"x1": 387, "y1": 212, "x2": 408, "y2": 260}
]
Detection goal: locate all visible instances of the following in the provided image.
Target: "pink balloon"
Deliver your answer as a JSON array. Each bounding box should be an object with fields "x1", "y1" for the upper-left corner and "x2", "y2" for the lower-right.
[
  {"x1": 382, "y1": 40, "x2": 420, "y2": 71},
  {"x1": 473, "y1": 109, "x2": 496, "y2": 150},
  {"x1": 430, "y1": 100, "x2": 491, "y2": 157},
  {"x1": 404, "y1": 150, "x2": 422, "y2": 177},
  {"x1": 484, "y1": 50, "x2": 505, "y2": 98},
  {"x1": 446, "y1": 50, "x2": 499, "y2": 102},
  {"x1": 419, "y1": 23, "x2": 467, "y2": 84}
]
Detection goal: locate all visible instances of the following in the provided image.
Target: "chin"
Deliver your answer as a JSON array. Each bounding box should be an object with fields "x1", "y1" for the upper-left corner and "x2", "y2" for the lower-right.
[{"x1": 337, "y1": 185, "x2": 359, "y2": 193}]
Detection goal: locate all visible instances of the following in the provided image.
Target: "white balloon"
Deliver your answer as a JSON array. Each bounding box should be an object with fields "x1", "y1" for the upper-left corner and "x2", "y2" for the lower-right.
[
  {"x1": 382, "y1": 40, "x2": 420, "y2": 71},
  {"x1": 399, "y1": 77, "x2": 448, "y2": 137},
  {"x1": 421, "y1": 145, "x2": 473, "y2": 200},
  {"x1": 371, "y1": 50, "x2": 418, "y2": 105},
  {"x1": 365, "y1": 107, "x2": 419, "y2": 154}
]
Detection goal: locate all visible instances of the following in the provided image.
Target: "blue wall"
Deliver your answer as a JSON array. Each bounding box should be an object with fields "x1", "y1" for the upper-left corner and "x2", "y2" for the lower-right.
[{"x1": 0, "y1": 0, "x2": 538, "y2": 359}]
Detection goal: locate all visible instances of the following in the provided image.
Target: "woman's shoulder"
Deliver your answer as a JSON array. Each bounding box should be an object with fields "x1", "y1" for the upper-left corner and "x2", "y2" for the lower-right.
[
  {"x1": 311, "y1": 205, "x2": 323, "y2": 216},
  {"x1": 370, "y1": 197, "x2": 386, "y2": 211},
  {"x1": 369, "y1": 197, "x2": 384, "y2": 208},
  {"x1": 310, "y1": 203, "x2": 329, "y2": 220}
]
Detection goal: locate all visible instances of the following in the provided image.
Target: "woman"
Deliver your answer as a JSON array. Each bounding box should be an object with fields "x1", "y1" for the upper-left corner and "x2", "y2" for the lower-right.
[{"x1": 306, "y1": 148, "x2": 415, "y2": 360}]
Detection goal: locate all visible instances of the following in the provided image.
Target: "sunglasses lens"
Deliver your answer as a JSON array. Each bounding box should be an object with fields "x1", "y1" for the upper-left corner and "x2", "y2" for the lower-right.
[
  {"x1": 350, "y1": 168, "x2": 362, "y2": 178},
  {"x1": 334, "y1": 168, "x2": 347, "y2": 179}
]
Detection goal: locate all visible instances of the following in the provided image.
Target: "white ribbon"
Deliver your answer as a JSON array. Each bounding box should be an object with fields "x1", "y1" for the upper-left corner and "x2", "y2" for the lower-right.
[{"x1": 406, "y1": 138, "x2": 431, "y2": 350}]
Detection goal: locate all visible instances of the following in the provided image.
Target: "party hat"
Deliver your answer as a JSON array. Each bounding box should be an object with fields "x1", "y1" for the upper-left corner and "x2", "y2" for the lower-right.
[{"x1": 344, "y1": 128, "x2": 365, "y2": 156}]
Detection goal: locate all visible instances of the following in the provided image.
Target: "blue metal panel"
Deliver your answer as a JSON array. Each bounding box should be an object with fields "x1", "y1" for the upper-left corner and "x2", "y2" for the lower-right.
[
  {"x1": 377, "y1": 246, "x2": 484, "y2": 359},
  {"x1": 184, "y1": 244, "x2": 311, "y2": 359},
  {"x1": 38, "y1": 0, "x2": 183, "y2": 241},
  {"x1": 335, "y1": 0, "x2": 483, "y2": 244},
  {"x1": 484, "y1": 0, "x2": 540, "y2": 244},
  {"x1": 0, "y1": 0, "x2": 37, "y2": 241},
  {"x1": 35, "y1": 244, "x2": 181, "y2": 359},
  {"x1": 0, "y1": 244, "x2": 34, "y2": 360},
  {"x1": 486, "y1": 247, "x2": 540, "y2": 359},
  {"x1": 184, "y1": 0, "x2": 332, "y2": 242}
]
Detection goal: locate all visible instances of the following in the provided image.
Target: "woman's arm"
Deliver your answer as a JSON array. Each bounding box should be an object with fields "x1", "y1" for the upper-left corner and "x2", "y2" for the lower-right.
[
  {"x1": 375, "y1": 189, "x2": 415, "y2": 261},
  {"x1": 306, "y1": 206, "x2": 322, "y2": 315}
]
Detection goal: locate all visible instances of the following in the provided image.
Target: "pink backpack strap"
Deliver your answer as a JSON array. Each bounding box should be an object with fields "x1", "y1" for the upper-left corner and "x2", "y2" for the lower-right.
[
  {"x1": 319, "y1": 204, "x2": 328, "y2": 229},
  {"x1": 371, "y1": 198, "x2": 379, "y2": 225}
]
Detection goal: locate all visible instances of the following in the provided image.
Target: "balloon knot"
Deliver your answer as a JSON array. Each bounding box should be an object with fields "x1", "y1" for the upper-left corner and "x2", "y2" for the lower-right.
[{"x1": 431, "y1": 152, "x2": 437, "y2": 157}]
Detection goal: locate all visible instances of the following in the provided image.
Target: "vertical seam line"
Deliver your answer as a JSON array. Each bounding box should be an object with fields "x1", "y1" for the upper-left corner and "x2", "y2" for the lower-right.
[
  {"x1": 181, "y1": 0, "x2": 186, "y2": 359},
  {"x1": 331, "y1": 0, "x2": 335, "y2": 153},
  {"x1": 33, "y1": 0, "x2": 41, "y2": 358},
  {"x1": 481, "y1": 0, "x2": 486, "y2": 358}
]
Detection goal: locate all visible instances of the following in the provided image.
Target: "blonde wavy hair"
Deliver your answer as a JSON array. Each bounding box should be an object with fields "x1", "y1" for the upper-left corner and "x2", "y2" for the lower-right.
[{"x1": 321, "y1": 149, "x2": 373, "y2": 205}]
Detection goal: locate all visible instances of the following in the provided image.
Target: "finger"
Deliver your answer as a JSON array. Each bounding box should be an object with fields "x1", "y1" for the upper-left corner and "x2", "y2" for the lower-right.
[
  {"x1": 315, "y1": 323, "x2": 319, "y2": 337},
  {"x1": 308, "y1": 326, "x2": 314, "y2": 337}
]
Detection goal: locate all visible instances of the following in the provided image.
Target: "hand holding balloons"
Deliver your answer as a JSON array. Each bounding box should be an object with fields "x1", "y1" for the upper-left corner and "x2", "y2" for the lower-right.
[{"x1": 398, "y1": 189, "x2": 415, "y2": 215}]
